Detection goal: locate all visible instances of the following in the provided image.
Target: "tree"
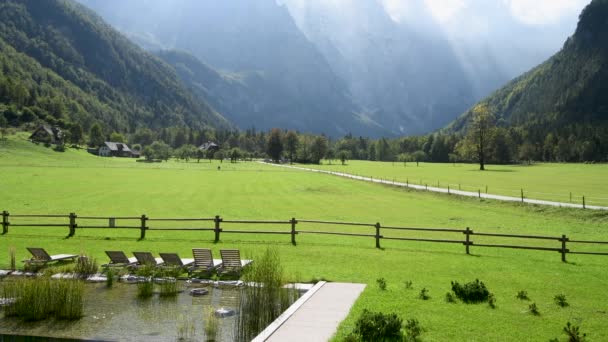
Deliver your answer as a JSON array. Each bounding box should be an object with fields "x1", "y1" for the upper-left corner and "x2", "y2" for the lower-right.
[
  {"x1": 69, "y1": 123, "x2": 84, "y2": 145},
  {"x1": 412, "y1": 150, "x2": 426, "y2": 166},
  {"x1": 109, "y1": 132, "x2": 125, "y2": 143},
  {"x1": 132, "y1": 128, "x2": 155, "y2": 146},
  {"x1": 230, "y1": 148, "x2": 242, "y2": 163},
  {"x1": 143, "y1": 141, "x2": 171, "y2": 161},
  {"x1": 284, "y1": 130, "x2": 299, "y2": 164},
  {"x1": 266, "y1": 128, "x2": 284, "y2": 163},
  {"x1": 339, "y1": 150, "x2": 350, "y2": 165},
  {"x1": 175, "y1": 144, "x2": 197, "y2": 162},
  {"x1": 326, "y1": 148, "x2": 336, "y2": 164},
  {"x1": 88, "y1": 123, "x2": 105, "y2": 147},
  {"x1": 467, "y1": 104, "x2": 496, "y2": 170},
  {"x1": 310, "y1": 136, "x2": 329, "y2": 164},
  {"x1": 0, "y1": 114, "x2": 8, "y2": 139}
]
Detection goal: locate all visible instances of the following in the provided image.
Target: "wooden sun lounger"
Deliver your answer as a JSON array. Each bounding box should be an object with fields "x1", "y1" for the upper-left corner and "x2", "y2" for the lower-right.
[
  {"x1": 159, "y1": 253, "x2": 194, "y2": 267},
  {"x1": 133, "y1": 252, "x2": 164, "y2": 266},
  {"x1": 103, "y1": 251, "x2": 138, "y2": 268},
  {"x1": 189, "y1": 248, "x2": 222, "y2": 276},
  {"x1": 23, "y1": 247, "x2": 78, "y2": 265},
  {"x1": 218, "y1": 249, "x2": 252, "y2": 275}
]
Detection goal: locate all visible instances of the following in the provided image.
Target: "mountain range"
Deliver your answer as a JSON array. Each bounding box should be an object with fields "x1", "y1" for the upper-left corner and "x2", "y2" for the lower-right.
[{"x1": 77, "y1": 0, "x2": 583, "y2": 137}]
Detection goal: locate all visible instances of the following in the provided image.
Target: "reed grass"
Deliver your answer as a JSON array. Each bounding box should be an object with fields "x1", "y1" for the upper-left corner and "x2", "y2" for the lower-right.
[
  {"x1": 204, "y1": 307, "x2": 219, "y2": 342},
  {"x1": 235, "y1": 247, "x2": 298, "y2": 341},
  {"x1": 9, "y1": 246, "x2": 15, "y2": 271},
  {"x1": 176, "y1": 314, "x2": 197, "y2": 341},
  {"x1": 137, "y1": 280, "x2": 154, "y2": 299},
  {"x1": 159, "y1": 278, "x2": 179, "y2": 297},
  {"x1": 2, "y1": 278, "x2": 84, "y2": 321},
  {"x1": 74, "y1": 255, "x2": 98, "y2": 279},
  {"x1": 105, "y1": 267, "x2": 114, "y2": 288}
]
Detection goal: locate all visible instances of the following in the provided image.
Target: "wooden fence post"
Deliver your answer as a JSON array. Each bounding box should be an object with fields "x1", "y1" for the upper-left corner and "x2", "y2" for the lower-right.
[
  {"x1": 139, "y1": 214, "x2": 147, "y2": 240},
  {"x1": 560, "y1": 234, "x2": 569, "y2": 262},
  {"x1": 521, "y1": 189, "x2": 524, "y2": 203},
  {"x1": 290, "y1": 217, "x2": 297, "y2": 246},
  {"x1": 68, "y1": 212, "x2": 77, "y2": 237},
  {"x1": 485, "y1": 185, "x2": 488, "y2": 194},
  {"x1": 448, "y1": 185, "x2": 450, "y2": 194},
  {"x1": 478, "y1": 190, "x2": 481, "y2": 198},
  {"x1": 2, "y1": 211, "x2": 9, "y2": 235},
  {"x1": 582, "y1": 196, "x2": 586, "y2": 209},
  {"x1": 464, "y1": 227, "x2": 472, "y2": 255},
  {"x1": 375, "y1": 222, "x2": 381, "y2": 249},
  {"x1": 214, "y1": 215, "x2": 222, "y2": 243}
]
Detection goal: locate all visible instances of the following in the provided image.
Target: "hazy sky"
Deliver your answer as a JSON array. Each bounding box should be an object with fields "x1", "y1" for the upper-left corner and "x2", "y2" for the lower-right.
[{"x1": 380, "y1": 0, "x2": 589, "y2": 26}]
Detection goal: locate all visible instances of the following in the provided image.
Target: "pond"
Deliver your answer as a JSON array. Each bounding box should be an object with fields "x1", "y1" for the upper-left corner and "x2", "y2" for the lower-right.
[{"x1": 0, "y1": 280, "x2": 246, "y2": 341}]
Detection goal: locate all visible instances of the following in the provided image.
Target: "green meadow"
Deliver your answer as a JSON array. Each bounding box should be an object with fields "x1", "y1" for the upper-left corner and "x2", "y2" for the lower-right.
[
  {"x1": 300, "y1": 160, "x2": 608, "y2": 207},
  {"x1": 1, "y1": 134, "x2": 608, "y2": 341}
]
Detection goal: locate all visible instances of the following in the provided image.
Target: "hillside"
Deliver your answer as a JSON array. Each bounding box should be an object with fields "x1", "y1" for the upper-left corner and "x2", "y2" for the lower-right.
[
  {"x1": 0, "y1": 0, "x2": 230, "y2": 134},
  {"x1": 449, "y1": 0, "x2": 608, "y2": 136}
]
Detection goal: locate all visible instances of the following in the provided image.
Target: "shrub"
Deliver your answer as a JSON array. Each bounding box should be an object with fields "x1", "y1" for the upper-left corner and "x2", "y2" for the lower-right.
[
  {"x1": 554, "y1": 294, "x2": 569, "y2": 307},
  {"x1": 488, "y1": 293, "x2": 496, "y2": 309},
  {"x1": 404, "y1": 318, "x2": 424, "y2": 342},
  {"x1": 445, "y1": 292, "x2": 456, "y2": 303},
  {"x1": 376, "y1": 278, "x2": 387, "y2": 291},
  {"x1": 528, "y1": 303, "x2": 540, "y2": 316},
  {"x1": 403, "y1": 280, "x2": 413, "y2": 290},
  {"x1": 516, "y1": 290, "x2": 529, "y2": 300},
  {"x1": 450, "y1": 279, "x2": 489, "y2": 303},
  {"x1": 418, "y1": 288, "x2": 430, "y2": 300},
  {"x1": 353, "y1": 309, "x2": 403, "y2": 341},
  {"x1": 563, "y1": 322, "x2": 586, "y2": 342}
]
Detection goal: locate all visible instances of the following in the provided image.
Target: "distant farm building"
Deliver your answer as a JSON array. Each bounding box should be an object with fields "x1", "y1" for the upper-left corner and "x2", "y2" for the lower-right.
[
  {"x1": 199, "y1": 141, "x2": 220, "y2": 153},
  {"x1": 99, "y1": 141, "x2": 138, "y2": 158},
  {"x1": 30, "y1": 125, "x2": 63, "y2": 145}
]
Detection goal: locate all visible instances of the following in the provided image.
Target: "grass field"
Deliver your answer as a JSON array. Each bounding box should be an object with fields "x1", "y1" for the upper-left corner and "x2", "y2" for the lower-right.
[
  {"x1": 1, "y1": 133, "x2": 608, "y2": 341},
  {"x1": 298, "y1": 160, "x2": 608, "y2": 207}
]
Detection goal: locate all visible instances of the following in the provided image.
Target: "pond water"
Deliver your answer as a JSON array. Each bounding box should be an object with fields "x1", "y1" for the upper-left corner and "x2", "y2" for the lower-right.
[{"x1": 0, "y1": 281, "x2": 242, "y2": 341}]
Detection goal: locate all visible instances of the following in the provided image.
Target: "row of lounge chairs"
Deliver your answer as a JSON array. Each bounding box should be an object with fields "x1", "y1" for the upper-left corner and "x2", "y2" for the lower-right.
[{"x1": 22, "y1": 247, "x2": 252, "y2": 276}]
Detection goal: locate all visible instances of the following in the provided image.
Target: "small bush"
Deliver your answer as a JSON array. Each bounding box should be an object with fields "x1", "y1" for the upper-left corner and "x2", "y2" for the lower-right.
[
  {"x1": 516, "y1": 290, "x2": 529, "y2": 300},
  {"x1": 445, "y1": 292, "x2": 456, "y2": 303},
  {"x1": 450, "y1": 279, "x2": 489, "y2": 303},
  {"x1": 488, "y1": 293, "x2": 496, "y2": 309},
  {"x1": 418, "y1": 288, "x2": 430, "y2": 300},
  {"x1": 376, "y1": 278, "x2": 387, "y2": 291},
  {"x1": 528, "y1": 303, "x2": 540, "y2": 316},
  {"x1": 563, "y1": 322, "x2": 586, "y2": 342},
  {"x1": 404, "y1": 318, "x2": 423, "y2": 342},
  {"x1": 554, "y1": 294, "x2": 569, "y2": 307},
  {"x1": 353, "y1": 309, "x2": 403, "y2": 341},
  {"x1": 404, "y1": 280, "x2": 413, "y2": 290}
]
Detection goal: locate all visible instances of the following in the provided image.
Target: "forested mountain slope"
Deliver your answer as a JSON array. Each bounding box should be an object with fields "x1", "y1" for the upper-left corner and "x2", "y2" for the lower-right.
[
  {"x1": 0, "y1": 0, "x2": 230, "y2": 134},
  {"x1": 446, "y1": 0, "x2": 608, "y2": 161}
]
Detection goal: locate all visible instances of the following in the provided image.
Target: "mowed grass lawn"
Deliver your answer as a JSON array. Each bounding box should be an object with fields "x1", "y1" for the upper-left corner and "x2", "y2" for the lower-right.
[
  {"x1": 299, "y1": 160, "x2": 608, "y2": 207},
  {"x1": 1, "y1": 134, "x2": 608, "y2": 341}
]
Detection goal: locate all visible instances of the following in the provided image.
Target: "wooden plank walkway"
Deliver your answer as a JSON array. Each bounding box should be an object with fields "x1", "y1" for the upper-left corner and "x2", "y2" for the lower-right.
[{"x1": 253, "y1": 282, "x2": 366, "y2": 342}]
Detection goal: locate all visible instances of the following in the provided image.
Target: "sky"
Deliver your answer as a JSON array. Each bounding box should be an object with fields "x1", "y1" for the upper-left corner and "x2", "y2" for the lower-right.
[{"x1": 380, "y1": 0, "x2": 590, "y2": 27}]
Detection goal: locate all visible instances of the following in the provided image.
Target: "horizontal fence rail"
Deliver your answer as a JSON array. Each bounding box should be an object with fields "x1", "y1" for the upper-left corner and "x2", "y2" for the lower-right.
[{"x1": 2, "y1": 210, "x2": 607, "y2": 262}]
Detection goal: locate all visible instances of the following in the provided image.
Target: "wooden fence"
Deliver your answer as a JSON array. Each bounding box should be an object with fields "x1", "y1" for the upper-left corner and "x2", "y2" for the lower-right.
[{"x1": 2, "y1": 210, "x2": 607, "y2": 262}]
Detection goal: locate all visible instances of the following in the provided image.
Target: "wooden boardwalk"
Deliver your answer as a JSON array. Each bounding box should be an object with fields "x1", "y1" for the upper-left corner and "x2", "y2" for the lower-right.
[{"x1": 253, "y1": 282, "x2": 366, "y2": 342}]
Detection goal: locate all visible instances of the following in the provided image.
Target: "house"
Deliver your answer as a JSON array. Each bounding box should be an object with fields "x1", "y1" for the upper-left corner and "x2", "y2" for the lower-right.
[
  {"x1": 99, "y1": 142, "x2": 137, "y2": 158},
  {"x1": 30, "y1": 125, "x2": 63, "y2": 145},
  {"x1": 199, "y1": 141, "x2": 220, "y2": 153}
]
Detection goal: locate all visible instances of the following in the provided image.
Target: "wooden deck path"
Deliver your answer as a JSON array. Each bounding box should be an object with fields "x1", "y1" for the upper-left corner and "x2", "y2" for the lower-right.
[{"x1": 253, "y1": 282, "x2": 366, "y2": 342}]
